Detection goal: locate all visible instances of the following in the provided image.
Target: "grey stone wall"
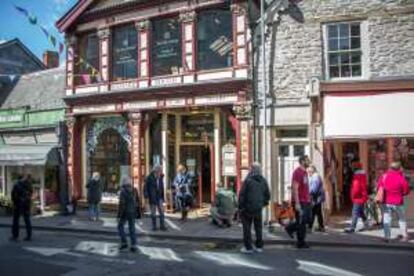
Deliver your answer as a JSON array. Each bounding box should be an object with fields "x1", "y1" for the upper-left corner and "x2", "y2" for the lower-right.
[{"x1": 255, "y1": 0, "x2": 414, "y2": 101}]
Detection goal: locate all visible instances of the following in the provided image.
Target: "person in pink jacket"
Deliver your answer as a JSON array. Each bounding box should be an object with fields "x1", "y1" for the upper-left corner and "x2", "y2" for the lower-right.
[{"x1": 377, "y1": 161, "x2": 411, "y2": 242}]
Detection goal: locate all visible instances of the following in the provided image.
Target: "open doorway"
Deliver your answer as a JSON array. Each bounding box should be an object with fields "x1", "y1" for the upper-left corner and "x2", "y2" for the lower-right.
[{"x1": 180, "y1": 145, "x2": 212, "y2": 208}]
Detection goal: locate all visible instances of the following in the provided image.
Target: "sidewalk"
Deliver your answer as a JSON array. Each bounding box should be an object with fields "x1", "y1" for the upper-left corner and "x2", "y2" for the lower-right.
[{"x1": 0, "y1": 211, "x2": 413, "y2": 251}]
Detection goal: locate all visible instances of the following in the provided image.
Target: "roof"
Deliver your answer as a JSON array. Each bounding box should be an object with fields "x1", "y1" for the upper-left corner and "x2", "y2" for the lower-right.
[
  {"x1": 0, "y1": 38, "x2": 46, "y2": 70},
  {"x1": 0, "y1": 67, "x2": 66, "y2": 110}
]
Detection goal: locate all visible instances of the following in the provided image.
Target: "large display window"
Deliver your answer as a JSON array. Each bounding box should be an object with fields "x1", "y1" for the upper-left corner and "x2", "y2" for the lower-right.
[
  {"x1": 151, "y1": 17, "x2": 182, "y2": 76},
  {"x1": 112, "y1": 24, "x2": 138, "y2": 81}
]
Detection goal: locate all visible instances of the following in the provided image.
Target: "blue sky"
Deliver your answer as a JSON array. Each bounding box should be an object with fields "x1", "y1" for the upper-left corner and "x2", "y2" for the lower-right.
[{"x1": 0, "y1": 0, "x2": 77, "y2": 63}]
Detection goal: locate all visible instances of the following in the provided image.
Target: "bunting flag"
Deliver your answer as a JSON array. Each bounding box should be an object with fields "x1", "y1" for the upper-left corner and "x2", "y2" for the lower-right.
[
  {"x1": 14, "y1": 5, "x2": 29, "y2": 17},
  {"x1": 28, "y1": 15, "x2": 37, "y2": 25},
  {"x1": 49, "y1": 35, "x2": 57, "y2": 47},
  {"x1": 59, "y1": 42, "x2": 65, "y2": 54},
  {"x1": 13, "y1": 3, "x2": 101, "y2": 79}
]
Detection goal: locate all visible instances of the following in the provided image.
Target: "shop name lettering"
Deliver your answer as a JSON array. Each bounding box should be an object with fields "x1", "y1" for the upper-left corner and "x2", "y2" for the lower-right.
[{"x1": 0, "y1": 115, "x2": 23, "y2": 123}]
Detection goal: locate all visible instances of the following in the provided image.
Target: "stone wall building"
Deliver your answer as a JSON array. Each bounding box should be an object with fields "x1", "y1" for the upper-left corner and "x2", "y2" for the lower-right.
[{"x1": 257, "y1": 0, "x2": 414, "y2": 217}]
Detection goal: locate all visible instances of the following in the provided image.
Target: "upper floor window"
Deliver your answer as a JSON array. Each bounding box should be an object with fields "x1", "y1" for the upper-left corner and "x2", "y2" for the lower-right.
[
  {"x1": 151, "y1": 17, "x2": 182, "y2": 76},
  {"x1": 112, "y1": 24, "x2": 137, "y2": 81},
  {"x1": 326, "y1": 22, "x2": 362, "y2": 79},
  {"x1": 197, "y1": 9, "x2": 233, "y2": 70},
  {"x1": 77, "y1": 33, "x2": 99, "y2": 85}
]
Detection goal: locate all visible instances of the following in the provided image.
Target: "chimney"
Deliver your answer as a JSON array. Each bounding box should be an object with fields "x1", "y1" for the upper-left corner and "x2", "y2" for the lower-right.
[{"x1": 43, "y1": 51, "x2": 59, "y2": 69}]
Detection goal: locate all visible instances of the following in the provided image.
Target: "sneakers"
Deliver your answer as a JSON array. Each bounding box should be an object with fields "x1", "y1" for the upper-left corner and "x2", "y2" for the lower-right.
[
  {"x1": 240, "y1": 247, "x2": 254, "y2": 254},
  {"x1": 254, "y1": 247, "x2": 263, "y2": 253},
  {"x1": 130, "y1": 246, "x2": 138, "y2": 253},
  {"x1": 344, "y1": 228, "x2": 355, "y2": 234},
  {"x1": 119, "y1": 244, "x2": 128, "y2": 250},
  {"x1": 296, "y1": 242, "x2": 310, "y2": 249}
]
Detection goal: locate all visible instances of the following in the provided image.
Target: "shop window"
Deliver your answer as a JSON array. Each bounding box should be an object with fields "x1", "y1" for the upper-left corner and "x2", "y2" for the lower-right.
[
  {"x1": 181, "y1": 114, "x2": 214, "y2": 143},
  {"x1": 326, "y1": 22, "x2": 362, "y2": 79},
  {"x1": 89, "y1": 128, "x2": 130, "y2": 199},
  {"x1": 197, "y1": 8, "x2": 233, "y2": 70},
  {"x1": 277, "y1": 128, "x2": 308, "y2": 138},
  {"x1": 77, "y1": 33, "x2": 99, "y2": 85},
  {"x1": 112, "y1": 24, "x2": 138, "y2": 81},
  {"x1": 279, "y1": 145, "x2": 289, "y2": 157},
  {"x1": 151, "y1": 17, "x2": 182, "y2": 76},
  {"x1": 293, "y1": 145, "x2": 305, "y2": 157}
]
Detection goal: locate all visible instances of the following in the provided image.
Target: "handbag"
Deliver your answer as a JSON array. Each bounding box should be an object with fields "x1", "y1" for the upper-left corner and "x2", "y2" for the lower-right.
[
  {"x1": 274, "y1": 202, "x2": 295, "y2": 226},
  {"x1": 375, "y1": 174, "x2": 387, "y2": 203}
]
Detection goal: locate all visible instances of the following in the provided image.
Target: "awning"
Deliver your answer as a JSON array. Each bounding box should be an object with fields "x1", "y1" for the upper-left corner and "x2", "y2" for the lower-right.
[
  {"x1": 324, "y1": 92, "x2": 414, "y2": 139},
  {"x1": 0, "y1": 144, "x2": 60, "y2": 166}
]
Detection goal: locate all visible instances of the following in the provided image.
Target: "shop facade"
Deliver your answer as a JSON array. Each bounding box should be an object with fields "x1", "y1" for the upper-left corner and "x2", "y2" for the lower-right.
[
  {"x1": 310, "y1": 78, "x2": 414, "y2": 218},
  {"x1": 57, "y1": 0, "x2": 254, "y2": 209},
  {"x1": 0, "y1": 107, "x2": 66, "y2": 212}
]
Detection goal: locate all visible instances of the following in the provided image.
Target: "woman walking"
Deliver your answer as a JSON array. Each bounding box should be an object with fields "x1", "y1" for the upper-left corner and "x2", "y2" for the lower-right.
[
  {"x1": 377, "y1": 162, "x2": 411, "y2": 242},
  {"x1": 308, "y1": 165, "x2": 325, "y2": 232}
]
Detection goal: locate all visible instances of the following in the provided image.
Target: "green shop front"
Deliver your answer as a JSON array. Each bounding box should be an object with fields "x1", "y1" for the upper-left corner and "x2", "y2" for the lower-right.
[{"x1": 0, "y1": 108, "x2": 66, "y2": 212}]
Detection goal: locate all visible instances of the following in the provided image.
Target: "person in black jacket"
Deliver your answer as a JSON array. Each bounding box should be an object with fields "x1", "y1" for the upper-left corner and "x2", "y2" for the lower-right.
[
  {"x1": 86, "y1": 172, "x2": 102, "y2": 221},
  {"x1": 10, "y1": 174, "x2": 33, "y2": 241},
  {"x1": 117, "y1": 177, "x2": 138, "y2": 252},
  {"x1": 238, "y1": 162, "x2": 270, "y2": 254},
  {"x1": 144, "y1": 165, "x2": 167, "y2": 231}
]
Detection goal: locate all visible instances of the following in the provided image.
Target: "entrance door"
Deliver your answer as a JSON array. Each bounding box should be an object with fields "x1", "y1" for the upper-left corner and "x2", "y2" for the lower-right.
[
  {"x1": 180, "y1": 145, "x2": 212, "y2": 208},
  {"x1": 277, "y1": 144, "x2": 309, "y2": 202}
]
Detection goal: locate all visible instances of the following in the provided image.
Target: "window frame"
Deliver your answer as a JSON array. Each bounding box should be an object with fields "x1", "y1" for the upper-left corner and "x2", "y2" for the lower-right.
[
  {"x1": 196, "y1": 7, "x2": 234, "y2": 71},
  {"x1": 323, "y1": 21, "x2": 369, "y2": 81},
  {"x1": 111, "y1": 23, "x2": 138, "y2": 81},
  {"x1": 150, "y1": 15, "x2": 183, "y2": 77},
  {"x1": 77, "y1": 32, "x2": 100, "y2": 85}
]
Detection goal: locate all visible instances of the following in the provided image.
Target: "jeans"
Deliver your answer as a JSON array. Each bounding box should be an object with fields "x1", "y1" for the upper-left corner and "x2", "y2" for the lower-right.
[
  {"x1": 118, "y1": 217, "x2": 137, "y2": 246},
  {"x1": 310, "y1": 203, "x2": 324, "y2": 229},
  {"x1": 350, "y1": 203, "x2": 367, "y2": 230},
  {"x1": 241, "y1": 211, "x2": 263, "y2": 250},
  {"x1": 12, "y1": 207, "x2": 32, "y2": 239},
  {"x1": 88, "y1": 204, "x2": 100, "y2": 220},
  {"x1": 286, "y1": 203, "x2": 312, "y2": 246},
  {"x1": 150, "y1": 200, "x2": 165, "y2": 229},
  {"x1": 382, "y1": 204, "x2": 407, "y2": 239}
]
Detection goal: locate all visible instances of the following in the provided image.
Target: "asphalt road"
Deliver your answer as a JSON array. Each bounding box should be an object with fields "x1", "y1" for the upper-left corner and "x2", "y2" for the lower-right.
[{"x1": 0, "y1": 228, "x2": 412, "y2": 276}]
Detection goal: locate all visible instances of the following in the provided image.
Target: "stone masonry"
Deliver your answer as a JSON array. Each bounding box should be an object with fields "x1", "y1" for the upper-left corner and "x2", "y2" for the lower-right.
[{"x1": 255, "y1": 0, "x2": 414, "y2": 101}]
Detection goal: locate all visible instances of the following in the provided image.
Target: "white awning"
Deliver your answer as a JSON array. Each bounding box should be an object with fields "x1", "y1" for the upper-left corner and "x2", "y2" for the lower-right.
[
  {"x1": 323, "y1": 92, "x2": 414, "y2": 139},
  {"x1": 0, "y1": 144, "x2": 60, "y2": 166}
]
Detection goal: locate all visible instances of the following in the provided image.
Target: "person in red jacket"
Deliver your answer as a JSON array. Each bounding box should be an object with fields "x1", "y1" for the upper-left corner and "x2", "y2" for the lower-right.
[
  {"x1": 345, "y1": 159, "x2": 369, "y2": 233},
  {"x1": 377, "y1": 162, "x2": 411, "y2": 242}
]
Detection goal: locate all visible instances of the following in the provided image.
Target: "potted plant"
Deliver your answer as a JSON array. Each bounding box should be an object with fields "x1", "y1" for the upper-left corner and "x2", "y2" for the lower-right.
[{"x1": 0, "y1": 195, "x2": 13, "y2": 216}]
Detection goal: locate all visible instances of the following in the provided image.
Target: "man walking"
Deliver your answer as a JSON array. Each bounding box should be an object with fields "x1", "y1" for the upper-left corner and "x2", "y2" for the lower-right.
[
  {"x1": 144, "y1": 165, "x2": 167, "y2": 231},
  {"x1": 86, "y1": 172, "x2": 102, "y2": 221},
  {"x1": 117, "y1": 177, "x2": 138, "y2": 252},
  {"x1": 285, "y1": 155, "x2": 312, "y2": 249},
  {"x1": 10, "y1": 174, "x2": 33, "y2": 241},
  {"x1": 238, "y1": 162, "x2": 270, "y2": 254}
]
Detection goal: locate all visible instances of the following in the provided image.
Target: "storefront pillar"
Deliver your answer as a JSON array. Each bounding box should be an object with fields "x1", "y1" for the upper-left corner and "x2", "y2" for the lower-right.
[
  {"x1": 128, "y1": 112, "x2": 142, "y2": 190},
  {"x1": 161, "y1": 112, "x2": 169, "y2": 201},
  {"x1": 97, "y1": 27, "x2": 110, "y2": 87},
  {"x1": 233, "y1": 102, "x2": 253, "y2": 191},
  {"x1": 231, "y1": 2, "x2": 248, "y2": 67},
  {"x1": 136, "y1": 20, "x2": 150, "y2": 86},
  {"x1": 179, "y1": 11, "x2": 196, "y2": 77},
  {"x1": 214, "y1": 109, "x2": 221, "y2": 188},
  {"x1": 64, "y1": 35, "x2": 77, "y2": 96},
  {"x1": 66, "y1": 115, "x2": 82, "y2": 200},
  {"x1": 387, "y1": 138, "x2": 395, "y2": 166}
]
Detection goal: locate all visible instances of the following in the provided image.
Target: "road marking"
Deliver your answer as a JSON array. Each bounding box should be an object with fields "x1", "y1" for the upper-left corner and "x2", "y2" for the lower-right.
[
  {"x1": 194, "y1": 251, "x2": 273, "y2": 271},
  {"x1": 138, "y1": 246, "x2": 183, "y2": 262},
  {"x1": 165, "y1": 218, "x2": 182, "y2": 231},
  {"x1": 24, "y1": 246, "x2": 85, "y2": 258},
  {"x1": 297, "y1": 260, "x2": 363, "y2": 276},
  {"x1": 74, "y1": 241, "x2": 119, "y2": 257}
]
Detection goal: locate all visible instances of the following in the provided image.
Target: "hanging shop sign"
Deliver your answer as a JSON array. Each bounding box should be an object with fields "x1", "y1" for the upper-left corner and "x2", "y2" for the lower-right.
[{"x1": 222, "y1": 143, "x2": 236, "y2": 176}]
